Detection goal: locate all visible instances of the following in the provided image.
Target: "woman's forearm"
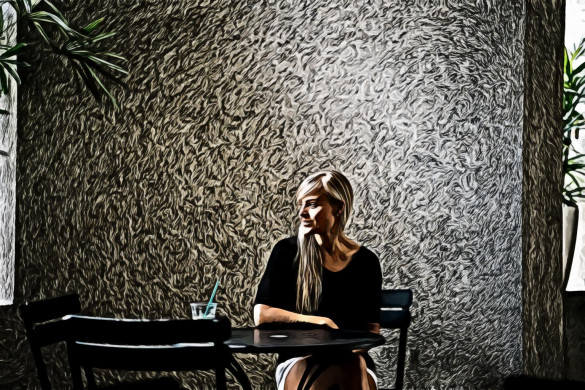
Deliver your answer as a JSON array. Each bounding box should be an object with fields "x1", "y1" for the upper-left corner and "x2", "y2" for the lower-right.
[
  {"x1": 253, "y1": 304, "x2": 338, "y2": 328},
  {"x1": 254, "y1": 304, "x2": 301, "y2": 325}
]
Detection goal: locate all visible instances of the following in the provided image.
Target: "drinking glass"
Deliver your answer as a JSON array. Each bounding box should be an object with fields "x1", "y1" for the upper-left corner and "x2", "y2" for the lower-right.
[{"x1": 190, "y1": 302, "x2": 217, "y2": 319}]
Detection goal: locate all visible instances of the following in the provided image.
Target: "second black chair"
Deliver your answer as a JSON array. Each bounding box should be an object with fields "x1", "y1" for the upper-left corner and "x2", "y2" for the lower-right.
[
  {"x1": 379, "y1": 289, "x2": 413, "y2": 390},
  {"x1": 65, "y1": 315, "x2": 236, "y2": 390}
]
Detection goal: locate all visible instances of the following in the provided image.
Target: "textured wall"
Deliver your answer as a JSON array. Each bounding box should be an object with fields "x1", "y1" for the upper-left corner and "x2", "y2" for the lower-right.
[
  {"x1": 0, "y1": 0, "x2": 536, "y2": 388},
  {"x1": 522, "y1": 0, "x2": 565, "y2": 378},
  {"x1": 0, "y1": 4, "x2": 17, "y2": 306}
]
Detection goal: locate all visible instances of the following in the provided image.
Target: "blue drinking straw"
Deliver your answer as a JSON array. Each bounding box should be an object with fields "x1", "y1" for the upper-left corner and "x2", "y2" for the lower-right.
[{"x1": 204, "y1": 280, "x2": 220, "y2": 317}]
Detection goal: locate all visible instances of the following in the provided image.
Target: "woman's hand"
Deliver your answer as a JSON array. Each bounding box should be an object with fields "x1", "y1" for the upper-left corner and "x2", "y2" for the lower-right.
[{"x1": 299, "y1": 314, "x2": 339, "y2": 329}]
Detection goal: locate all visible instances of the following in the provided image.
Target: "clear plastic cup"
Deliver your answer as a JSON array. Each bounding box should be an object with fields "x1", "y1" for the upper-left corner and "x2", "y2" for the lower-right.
[{"x1": 190, "y1": 302, "x2": 217, "y2": 319}]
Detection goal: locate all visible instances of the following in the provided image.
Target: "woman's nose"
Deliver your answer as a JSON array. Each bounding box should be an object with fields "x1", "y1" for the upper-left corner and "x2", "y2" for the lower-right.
[{"x1": 299, "y1": 206, "x2": 308, "y2": 218}]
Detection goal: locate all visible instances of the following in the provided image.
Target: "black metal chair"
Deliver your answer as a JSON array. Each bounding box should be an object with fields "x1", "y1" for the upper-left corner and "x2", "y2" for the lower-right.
[
  {"x1": 19, "y1": 293, "x2": 83, "y2": 390},
  {"x1": 64, "y1": 315, "x2": 244, "y2": 390},
  {"x1": 19, "y1": 294, "x2": 182, "y2": 390},
  {"x1": 379, "y1": 289, "x2": 413, "y2": 390}
]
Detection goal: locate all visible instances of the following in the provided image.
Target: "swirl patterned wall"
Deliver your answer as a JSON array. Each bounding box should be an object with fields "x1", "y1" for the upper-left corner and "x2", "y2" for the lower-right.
[
  {"x1": 0, "y1": 0, "x2": 567, "y2": 389},
  {"x1": 522, "y1": 0, "x2": 565, "y2": 379}
]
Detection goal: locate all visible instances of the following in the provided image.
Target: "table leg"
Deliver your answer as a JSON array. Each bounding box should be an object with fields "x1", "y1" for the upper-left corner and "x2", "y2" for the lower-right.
[
  {"x1": 297, "y1": 356, "x2": 332, "y2": 390},
  {"x1": 227, "y1": 356, "x2": 253, "y2": 390}
]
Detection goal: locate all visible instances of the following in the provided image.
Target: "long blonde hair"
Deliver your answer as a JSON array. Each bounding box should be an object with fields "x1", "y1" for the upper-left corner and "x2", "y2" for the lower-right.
[{"x1": 295, "y1": 170, "x2": 355, "y2": 313}]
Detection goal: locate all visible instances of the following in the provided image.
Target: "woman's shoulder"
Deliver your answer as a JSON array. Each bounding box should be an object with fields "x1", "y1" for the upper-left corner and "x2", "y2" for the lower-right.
[
  {"x1": 274, "y1": 236, "x2": 298, "y2": 251},
  {"x1": 354, "y1": 245, "x2": 381, "y2": 268},
  {"x1": 265, "y1": 237, "x2": 298, "y2": 274},
  {"x1": 357, "y1": 245, "x2": 377, "y2": 257},
  {"x1": 269, "y1": 236, "x2": 298, "y2": 262}
]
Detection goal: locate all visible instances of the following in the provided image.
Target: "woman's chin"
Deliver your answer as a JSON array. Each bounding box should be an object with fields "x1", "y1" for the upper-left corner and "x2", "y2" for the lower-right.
[{"x1": 299, "y1": 226, "x2": 315, "y2": 236}]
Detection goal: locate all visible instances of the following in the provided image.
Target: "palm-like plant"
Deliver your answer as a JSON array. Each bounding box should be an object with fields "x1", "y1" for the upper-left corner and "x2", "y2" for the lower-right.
[
  {"x1": 0, "y1": 0, "x2": 127, "y2": 110},
  {"x1": 563, "y1": 38, "x2": 585, "y2": 206}
]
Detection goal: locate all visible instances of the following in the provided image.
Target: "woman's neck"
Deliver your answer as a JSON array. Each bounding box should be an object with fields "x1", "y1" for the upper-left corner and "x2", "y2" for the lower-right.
[
  {"x1": 315, "y1": 234, "x2": 359, "y2": 265},
  {"x1": 315, "y1": 233, "x2": 335, "y2": 253}
]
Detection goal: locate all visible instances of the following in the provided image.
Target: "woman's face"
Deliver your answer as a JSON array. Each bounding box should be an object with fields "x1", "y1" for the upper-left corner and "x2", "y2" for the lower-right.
[{"x1": 298, "y1": 190, "x2": 338, "y2": 236}]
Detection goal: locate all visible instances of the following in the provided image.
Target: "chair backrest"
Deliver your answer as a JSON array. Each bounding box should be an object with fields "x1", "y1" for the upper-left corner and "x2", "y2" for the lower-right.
[
  {"x1": 65, "y1": 315, "x2": 232, "y2": 390},
  {"x1": 18, "y1": 293, "x2": 82, "y2": 390},
  {"x1": 379, "y1": 289, "x2": 413, "y2": 390},
  {"x1": 380, "y1": 289, "x2": 413, "y2": 329},
  {"x1": 381, "y1": 290, "x2": 413, "y2": 311}
]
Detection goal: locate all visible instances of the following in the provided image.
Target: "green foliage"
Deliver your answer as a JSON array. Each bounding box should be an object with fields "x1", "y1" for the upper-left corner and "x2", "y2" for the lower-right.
[
  {"x1": 0, "y1": 0, "x2": 127, "y2": 109},
  {"x1": 564, "y1": 38, "x2": 585, "y2": 205}
]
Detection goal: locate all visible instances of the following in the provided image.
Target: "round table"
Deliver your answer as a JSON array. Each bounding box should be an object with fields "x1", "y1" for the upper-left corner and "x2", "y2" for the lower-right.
[{"x1": 225, "y1": 325, "x2": 385, "y2": 390}]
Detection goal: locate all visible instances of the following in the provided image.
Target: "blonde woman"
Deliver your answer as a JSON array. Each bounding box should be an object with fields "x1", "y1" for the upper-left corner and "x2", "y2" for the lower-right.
[{"x1": 254, "y1": 170, "x2": 382, "y2": 390}]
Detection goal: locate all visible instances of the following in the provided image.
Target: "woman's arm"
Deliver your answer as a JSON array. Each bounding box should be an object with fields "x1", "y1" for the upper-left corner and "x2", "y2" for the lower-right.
[
  {"x1": 366, "y1": 322, "x2": 380, "y2": 334},
  {"x1": 253, "y1": 304, "x2": 338, "y2": 329},
  {"x1": 352, "y1": 322, "x2": 381, "y2": 354}
]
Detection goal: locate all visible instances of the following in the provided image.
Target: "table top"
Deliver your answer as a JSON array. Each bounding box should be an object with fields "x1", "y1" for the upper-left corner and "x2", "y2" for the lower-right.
[{"x1": 226, "y1": 326, "x2": 385, "y2": 354}]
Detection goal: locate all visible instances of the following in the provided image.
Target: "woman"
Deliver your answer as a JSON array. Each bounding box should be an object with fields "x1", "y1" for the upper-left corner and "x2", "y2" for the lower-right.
[{"x1": 254, "y1": 170, "x2": 382, "y2": 390}]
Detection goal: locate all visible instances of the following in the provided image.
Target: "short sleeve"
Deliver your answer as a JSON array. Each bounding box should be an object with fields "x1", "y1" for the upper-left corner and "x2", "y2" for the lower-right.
[
  {"x1": 254, "y1": 238, "x2": 297, "y2": 309},
  {"x1": 362, "y1": 251, "x2": 382, "y2": 324}
]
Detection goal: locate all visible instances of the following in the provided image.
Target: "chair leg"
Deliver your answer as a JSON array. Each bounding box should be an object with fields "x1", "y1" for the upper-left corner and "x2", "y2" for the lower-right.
[
  {"x1": 216, "y1": 366, "x2": 227, "y2": 390},
  {"x1": 30, "y1": 343, "x2": 52, "y2": 390},
  {"x1": 395, "y1": 328, "x2": 408, "y2": 390},
  {"x1": 67, "y1": 342, "x2": 84, "y2": 390},
  {"x1": 84, "y1": 367, "x2": 97, "y2": 390}
]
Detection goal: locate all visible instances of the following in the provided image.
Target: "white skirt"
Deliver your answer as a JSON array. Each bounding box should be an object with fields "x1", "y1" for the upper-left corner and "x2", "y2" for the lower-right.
[{"x1": 275, "y1": 356, "x2": 378, "y2": 390}]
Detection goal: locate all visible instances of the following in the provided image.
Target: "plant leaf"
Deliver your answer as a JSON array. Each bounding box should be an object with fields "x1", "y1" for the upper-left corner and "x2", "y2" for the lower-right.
[
  {"x1": 573, "y1": 61, "x2": 585, "y2": 77},
  {"x1": 32, "y1": 21, "x2": 53, "y2": 47},
  {"x1": 565, "y1": 47, "x2": 571, "y2": 77},
  {"x1": 27, "y1": 11, "x2": 85, "y2": 39},
  {"x1": 0, "y1": 58, "x2": 30, "y2": 66},
  {"x1": 23, "y1": 0, "x2": 31, "y2": 14},
  {"x1": 87, "y1": 55, "x2": 128, "y2": 74},
  {"x1": 568, "y1": 154, "x2": 585, "y2": 161},
  {"x1": 82, "y1": 58, "x2": 128, "y2": 89},
  {"x1": 0, "y1": 62, "x2": 21, "y2": 85},
  {"x1": 83, "y1": 17, "x2": 103, "y2": 33},
  {"x1": 42, "y1": 0, "x2": 67, "y2": 23},
  {"x1": 91, "y1": 31, "x2": 116, "y2": 43},
  {"x1": 70, "y1": 60, "x2": 100, "y2": 100},
  {"x1": 85, "y1": 65, "x2": 118, "y2": 108},
  {"x1": 0, "y1": 67, "x2": 9, "y2": 94},
  {"x1": 101, "y1": 52, "x2": 126, "y2": 61},
  {"x1": 0, "y1": 43, "x2": 27, "y2": 58}
]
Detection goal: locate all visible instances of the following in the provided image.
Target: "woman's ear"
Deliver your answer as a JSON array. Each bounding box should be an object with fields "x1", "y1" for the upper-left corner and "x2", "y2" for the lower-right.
[{"x1": 337, "y1": 203, "x2": 345, "y2": 216}]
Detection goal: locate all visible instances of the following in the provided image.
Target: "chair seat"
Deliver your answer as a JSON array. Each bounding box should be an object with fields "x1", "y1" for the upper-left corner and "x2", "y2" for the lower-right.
[{"x1": 74, "y1": 342, "x2": 230, "y2": 371}]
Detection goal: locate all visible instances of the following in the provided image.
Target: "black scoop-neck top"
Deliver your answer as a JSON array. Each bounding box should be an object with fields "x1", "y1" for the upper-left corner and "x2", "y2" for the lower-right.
[{"x1": 254, "y1": 236, "x2": 382, "y2": 329}]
